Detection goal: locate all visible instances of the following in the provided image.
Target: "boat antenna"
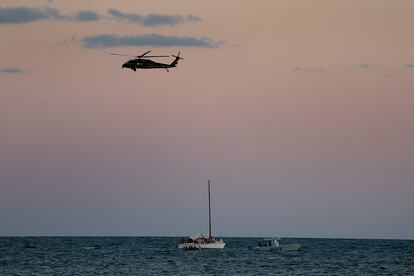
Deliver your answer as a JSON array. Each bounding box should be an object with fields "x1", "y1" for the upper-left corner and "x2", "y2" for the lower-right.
[{"x1": 208, "y1": 179, "x2": 212, "y2": 239}]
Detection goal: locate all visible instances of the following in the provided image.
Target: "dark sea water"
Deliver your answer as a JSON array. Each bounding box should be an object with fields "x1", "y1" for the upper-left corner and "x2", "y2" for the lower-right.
[{"x1": 0, "y1": 237, "x2": 413, "y2": 275}]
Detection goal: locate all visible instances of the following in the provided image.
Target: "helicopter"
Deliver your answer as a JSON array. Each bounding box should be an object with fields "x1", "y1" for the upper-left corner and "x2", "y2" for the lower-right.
[{"x1": 110, "y1": 50, "x2": 183, "y2": 72}]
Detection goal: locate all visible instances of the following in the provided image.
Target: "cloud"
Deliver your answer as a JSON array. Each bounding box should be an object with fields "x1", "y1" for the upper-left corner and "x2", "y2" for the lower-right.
[
  {"x1": 0, "y1": 7, "x2": 99, "y2": 24},
  {"x1": 185, "y1": 14, "x2": 202, "y2": 23},
  {"x1": 357, "y1": 64, "x2": 371, "y2": 70},
  {"x1": 1, "y1": 7, "x2": 197, "y2": 26},
  {"x1": 107, "y1": 9, "x2": 141, "y2": 23},
  {"x1": 0, "y1": 67, "x2": 25, "y2": 74},
  {"x1": 292, "y1": 67, "x2": 325, "y2": 73},
  {"x1": 143, "y1": 14, "x2": 201, "y2": 26},
  {"x1": 73, "y1": 10, "x2": 99, "y2": 21},
  {"x1": 108, "y1": 9, "x2": 201, "y2": 26},
  {"x1": 81, "y1": 34, "x2": 220, "y2": 48},
  {"x1": 401, "y1": 64, "x2": 414, "y2": 69},
  {"x1": 0, "y1": 7, "x2": 61, "y2": 23}
]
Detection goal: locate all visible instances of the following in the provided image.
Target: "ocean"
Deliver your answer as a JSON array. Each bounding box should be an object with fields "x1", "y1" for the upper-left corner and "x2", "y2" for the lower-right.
[{"x1": 1, "y1": 237, "x2": 413, "y2": 275}]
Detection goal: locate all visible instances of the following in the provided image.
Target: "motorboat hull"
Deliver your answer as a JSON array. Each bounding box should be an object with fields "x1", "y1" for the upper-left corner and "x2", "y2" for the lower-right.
[{"x1": 253, "y1": 244, "x2": 301, "y2": 251}]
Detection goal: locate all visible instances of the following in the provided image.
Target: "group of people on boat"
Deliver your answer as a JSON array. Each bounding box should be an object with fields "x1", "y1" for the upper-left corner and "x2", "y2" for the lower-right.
[
  {"x1": 183, "y1": 244, "x2": 202, "y2": 251},
  {"x1": 257, "y1": 239, "x2": 280, "y2": 248},
  {"x1": 179, "y1": 232, "x2": 218, "y2": 245},
  {"x1": 180, "y1": 237, "x2": 215, "y2": 245}
]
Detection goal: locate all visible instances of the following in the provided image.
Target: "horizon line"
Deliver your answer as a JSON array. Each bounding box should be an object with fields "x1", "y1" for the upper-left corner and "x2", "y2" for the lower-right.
[{"x1": 0, "y1": 235, "x2": 412, "y2": 241}]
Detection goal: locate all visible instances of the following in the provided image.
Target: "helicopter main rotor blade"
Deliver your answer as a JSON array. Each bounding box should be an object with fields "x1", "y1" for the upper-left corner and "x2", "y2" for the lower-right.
[
  {"x1": 110, "y1": 53, "x2": 137, "y2": 57},
  {"x1": 111, "y1": 53, "x2": 169, "y2": 58},
  {"x1": 143, "y1": 55, "x2": 170, "y2": 58},
  {"x1": 138, "y1": 50, "x2": 152, "y2": 58}
]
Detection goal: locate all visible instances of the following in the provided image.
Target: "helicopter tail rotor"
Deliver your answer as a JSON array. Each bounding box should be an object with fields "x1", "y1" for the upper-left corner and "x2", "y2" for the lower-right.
[
  {"x1": 171, "y1": 52, "x2": 184, "y2": 60},
  {"x1": 170, "y1": 52, "x2": 183, "y2": 67}
]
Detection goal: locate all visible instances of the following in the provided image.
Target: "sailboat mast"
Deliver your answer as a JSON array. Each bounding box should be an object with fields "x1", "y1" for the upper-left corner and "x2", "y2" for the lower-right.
[{"x1": 208, "y1": 179, "x2": 212, "y2": 238}]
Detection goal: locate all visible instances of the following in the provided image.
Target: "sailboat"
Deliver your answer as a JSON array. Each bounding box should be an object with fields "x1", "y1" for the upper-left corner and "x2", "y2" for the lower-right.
[{"x1": 178, "y1": 180, "x2": 226, "y2": 249}]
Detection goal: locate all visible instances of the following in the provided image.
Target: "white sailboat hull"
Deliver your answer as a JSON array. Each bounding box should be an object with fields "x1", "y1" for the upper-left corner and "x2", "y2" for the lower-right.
[{"x1": 178, "y1": 241, "x2": 226, "y2": 249}]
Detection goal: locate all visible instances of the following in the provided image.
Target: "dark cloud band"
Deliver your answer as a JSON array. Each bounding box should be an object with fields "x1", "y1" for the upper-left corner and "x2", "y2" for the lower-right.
[
  {"x1": 0, "y1": 67, "x2": 25, "y2": 74},
  {"x1": 401, "y1": 64, "x2": 414, "y2": 69},
  {"x1": 293, "y1": 67, "x2": 325, "y2": 73},
  {"x1": 0, "y1": 7, "x2": 99, "y2": 24},
  {"x1": 0, "y1": 7, "x2": 59, "y2": 23},
  {"x1": 74, "y1": 10, "x2": 99, "y2": 22},
  {"x1": 1, "y1": 7, "x2": 200, "y2": 26},
  {"x1": 108, "y1": 9, "x2": 201, "y2": 26},
  {"x1": 81, "y1": 34, "x2": 219, "y2": 48},
  {"x1": 357, "y1": 64, "x2": 371, "y2": 70}
]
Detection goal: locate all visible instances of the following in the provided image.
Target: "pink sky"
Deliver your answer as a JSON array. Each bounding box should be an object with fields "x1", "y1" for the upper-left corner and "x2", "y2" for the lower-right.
[{"x1": 1, "y1": 0, "x2": 414, "y2": 238}]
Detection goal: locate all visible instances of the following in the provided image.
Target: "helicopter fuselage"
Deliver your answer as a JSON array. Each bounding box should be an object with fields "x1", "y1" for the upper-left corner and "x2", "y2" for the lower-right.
[
  {"x1": 122, "y1": 58, "x2": 173, "y2": 71},
  {"x1": 113, "y1": 51, "x2": 182, "y2": 72}
]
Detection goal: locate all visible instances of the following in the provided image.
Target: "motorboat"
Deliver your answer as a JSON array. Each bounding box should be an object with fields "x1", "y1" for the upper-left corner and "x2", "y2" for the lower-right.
[{"x1": 252, "y1": 238, "x2": 301, "y2": 251}]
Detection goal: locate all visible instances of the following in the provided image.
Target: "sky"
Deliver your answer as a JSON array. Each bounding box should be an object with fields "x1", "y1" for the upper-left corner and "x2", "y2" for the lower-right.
[{"x1": 1, "y1": 0, "x2": 413, "y2": 239}]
